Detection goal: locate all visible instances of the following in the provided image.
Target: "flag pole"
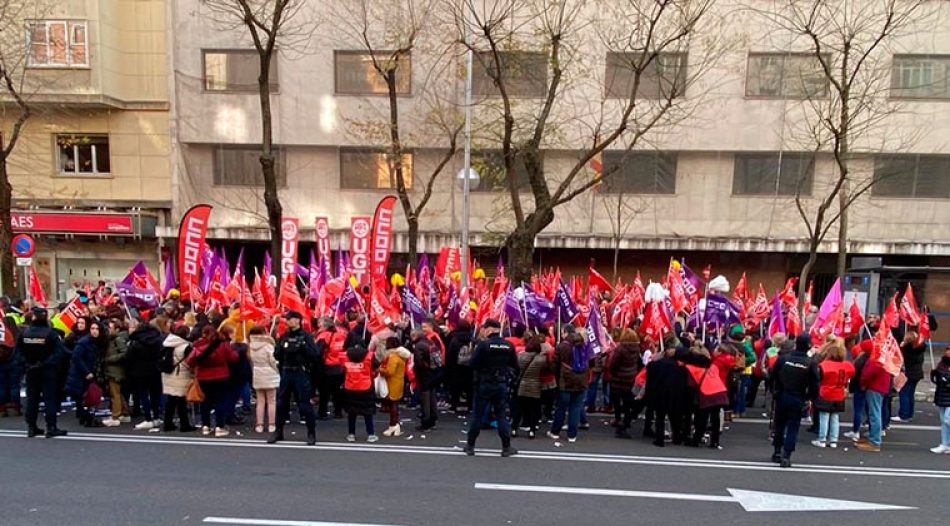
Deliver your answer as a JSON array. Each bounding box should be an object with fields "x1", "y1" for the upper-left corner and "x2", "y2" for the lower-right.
[{"x1": 927, "y1": 338, "x2": 936, "y2": 378}]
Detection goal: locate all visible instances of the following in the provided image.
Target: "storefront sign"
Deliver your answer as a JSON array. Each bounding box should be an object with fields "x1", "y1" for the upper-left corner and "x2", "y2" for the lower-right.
[{"x1": 11, "y1": 211, "x2": 134, "y2": 235}]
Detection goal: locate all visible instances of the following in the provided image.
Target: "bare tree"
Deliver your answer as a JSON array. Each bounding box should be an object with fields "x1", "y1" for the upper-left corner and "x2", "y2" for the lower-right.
[
  {"x1": 453, "y1": 0, "x2": 720, "y2": 282},
  {"x1": 201, "y1": 0, "x2": 317, "y2": 272},
  {"x1": 332, "y1": 0, "x2": 463, "y2": 264},
  {"x1": 757, "y1": 0, "x2": 927, "y2": 300},
  {"x1": 600, "y1": 188, "x2": 649, "y2": 281}
]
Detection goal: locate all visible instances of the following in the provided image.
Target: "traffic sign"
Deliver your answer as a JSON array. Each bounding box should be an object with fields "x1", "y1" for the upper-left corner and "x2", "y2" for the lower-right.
[
  {"x1": 15, "y1": 257, "x2": 32, "y2": 267},
  {"x1": 11, "y1": 233, "x2": 36, "y2": 257}
]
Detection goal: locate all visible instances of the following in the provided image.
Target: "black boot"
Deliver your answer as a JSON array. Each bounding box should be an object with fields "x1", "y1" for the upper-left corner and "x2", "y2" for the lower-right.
[
  {"x1": 27, "y1": 426, "x2": 44, "y2": 438},
  {"x1": 306, "y1": 424, "x2": 316, "y2": 446},
  {"x1": 45, "y1": 428, "x2": 68, "y2": 438},
  {"x1": 267, "y1": 428, "x2": 284, "y2": 444},
  {"x1": 771, "y1": 447, "x2": 783, "y2": 463},
  {"x1": 501, "y1": 446, "x2": 518, "y2": 457},
  {"x1": 780, "y1": 452, "x2": 792, "y2": 468}
]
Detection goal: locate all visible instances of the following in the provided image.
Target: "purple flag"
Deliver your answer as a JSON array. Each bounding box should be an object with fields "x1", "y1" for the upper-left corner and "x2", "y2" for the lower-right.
[
  {"x1": 503, "y1": 288, "x2": 526, "y2": 327},
  {"x1": 336, "y1": 248, "x2": 348, "y2": 279},
  {"x1": 162, "y1": 256, "x2": 177, "y2": 296},
  {"x1": 446, "y1": 285, "x2": 461, "y2": 326},
  {"x1": 308, "y1": 250, "x2": 320, "y2": 300},
  {"x1": 705, "y1": 292, "x2": 741, "y2": 326},
  {"x1": 585, "y1": 292, "x2": 606, "y2": 356},
  {"x1": 218, "y1": 247, "x2": 230, "y2": 287},
  {"x1": 295, "y1": 262, "x2": 309, "y2": 280},
  {"x1": 679, "y1": 263, "x2": 704, "y2": 301},
  {"x1": 768, "y1": 294, "x2": 786, "y2": 337},
  {"x1": 263, "y1": 251, "x2": 272, "y2": 279},
  {"x1": 200, "y1": 247, "x2": 218, "y2": 293},
  {"x1": 524, "y1": 285, "x2": 556, "y2": 328},
  {"x1": 117, "y1": 261, "x2": 160, "y2": 309},
  {"x1": 402, "y1": 286, "x2": 427, "y2": 325},
  {"x1": 331, "y1": 281, "x2": 361, "y2": 314},
  {"x1": 554, "y1": 278, "x2": 579, "y2": 324}
]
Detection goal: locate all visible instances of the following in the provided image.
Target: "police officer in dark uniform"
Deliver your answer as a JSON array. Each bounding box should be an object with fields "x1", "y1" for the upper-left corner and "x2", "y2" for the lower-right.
[
  {"x1": 15, "y1": 307, "x2": 69, "y2": 438},
  {"x1": 268, "y1": 311, "x2": 320, "y2": 445},
  {"x1": 770, "y1": 334, "x2": 819, "y2": 468},
  {"x1": 464, "y1": 319, "x2": 519, "y2": 457}
]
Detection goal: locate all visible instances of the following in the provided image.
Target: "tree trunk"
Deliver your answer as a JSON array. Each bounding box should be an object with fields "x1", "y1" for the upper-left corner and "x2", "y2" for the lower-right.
[
  {"x1": 258, "y1": 56, "x2": 282, "y2": 275},
  {"x1": 0, "y1": 160, "x2": 14, "y2": 296},
  {"x1": 836, "y1": 180, "x2": 849, "y2": 281},
  {"x1": 612, "y1": 237, "x2": 620, "y2": 283},
  {"x1": 406, "y1": 215, "x2": 419, "y2": 267},
  {"x1": 798, "y1": 245, "x2": 818, "y2": 308},
  {"x1": 507, "y1": 229, "x2": 535, "y2": 285}
]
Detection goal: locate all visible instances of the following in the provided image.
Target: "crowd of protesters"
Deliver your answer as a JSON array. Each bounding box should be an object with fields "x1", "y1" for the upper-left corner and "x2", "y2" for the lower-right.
[{"x1": 0, "y1": 291, "x2": 948, "y2": 465}]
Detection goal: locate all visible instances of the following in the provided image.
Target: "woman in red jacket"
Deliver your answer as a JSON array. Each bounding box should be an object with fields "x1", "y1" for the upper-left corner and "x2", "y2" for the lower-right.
[
  {"x1": 811, "y1": 339, "x2": 855, "y2": 448},
  {"x1": 186, "y1": 325, "x2": 239, "y2": 437}
]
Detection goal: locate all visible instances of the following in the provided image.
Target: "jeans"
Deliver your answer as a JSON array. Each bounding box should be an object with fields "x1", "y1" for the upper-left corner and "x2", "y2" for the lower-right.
[
  {"x1": 735, "y1": 375, "x2": 751, "y2": 415},
  {"x1": 131, "y1": 378, "x2": 157, "y2": 421},
  {"x1": 818, "y1": 412, "x2": 840, "y2": 443},
  {"x1": 772, "y1": 392, "x2": 805, "y2": 455},
  {"x1": 865, "y1": 390, "x2": 884, "y2": 446},
  {"x1": 347, "y1": 413, "x2": 375, "y2": 436},
  {"x1": 898, "y1": 378, "x2": 920, "y2": 420},
  {"x1": 551, "y1": 390, "x2": 585, "y2": 439},
  {"x1": 852, "y1": 390, "x2": 867, "y2": 432},
  {"x1": 939, "y1": 406, "x2": 950, "y2": 447},
  {"x1": 467, "y1": 382, "x2": 511, "y2": 448},
  {"x1": 585, "y1": 373, "x2": 602, "y2": 410},
  {"x1": 419, "y1": 388, "x2": 438, "y2": 428}
]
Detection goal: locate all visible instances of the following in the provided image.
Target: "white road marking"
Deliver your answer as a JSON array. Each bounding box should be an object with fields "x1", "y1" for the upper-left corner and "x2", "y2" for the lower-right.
[
  {"x1": 474, "y1": 483, "x2": 915, "y2": 512},
  {"x1": 733, "y1": 418, "x2": 940, "y2": 431},
  {"x1": 2, "y1": 429, "x2": 947, "y2": 479},
  {"x1": 204, "y1": 518, "x2": 406, "y2": 526}
]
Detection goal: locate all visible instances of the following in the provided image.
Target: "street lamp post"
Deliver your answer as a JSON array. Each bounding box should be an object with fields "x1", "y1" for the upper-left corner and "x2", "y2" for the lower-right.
[{"x1": 459, "y1": 3, "x2": 475, "y2": 290}]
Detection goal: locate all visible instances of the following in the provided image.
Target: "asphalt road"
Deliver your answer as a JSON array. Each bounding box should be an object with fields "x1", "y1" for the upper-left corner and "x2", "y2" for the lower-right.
[{"x1": 1, "y1": 400, "x2": 948, "y2": 526}]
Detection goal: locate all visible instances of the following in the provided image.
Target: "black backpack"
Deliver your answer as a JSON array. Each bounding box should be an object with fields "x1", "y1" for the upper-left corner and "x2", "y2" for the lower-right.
[{"x1": 160, "y1": 345, "x2": 190, "y2": 374}]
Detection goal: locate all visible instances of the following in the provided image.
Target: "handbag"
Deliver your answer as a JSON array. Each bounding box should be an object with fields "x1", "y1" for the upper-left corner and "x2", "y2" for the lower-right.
[
  {"x1": 186, "y1": 368, "x2": 205, "y2": 403},
  {"x1": 83, "y1": 382, "x2": 103, "y2": 408},
  {"x1": 374, "y1": 374, "x2": 389, "y2": 399}
]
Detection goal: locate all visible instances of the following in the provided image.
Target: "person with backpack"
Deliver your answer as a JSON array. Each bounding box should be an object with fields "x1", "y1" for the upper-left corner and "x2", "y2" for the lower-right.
[
  {"x1": 463, "y1": 319, "x2": 519, "y2": 456},
  {"x1": 161, "y1": 326, "x2": 197, "y2": 432},
  {"x1": 249, "y1": 326, "x2": 279, "y2": 434},
  {"x1": 547, "y1": 330, "x2": 590, "y2": 443},
  {"x1": 380, "y1": 336, "x2": 411, "y2": 437},
  {"x1": 411, "y1": 329, "x2": 439, "y2": 431},
  {"x1": 446, "y1": 319, "x2": 474, "y2": 413},
  {"x1": 186, "y1": 324, "x2": 239, "y2": 437},
  {"x1": 126, "y1": 315, "x2": 166, "y2": 431},
  {"x1": 510, "y1": 335, "x2": 548, "y2": 439}
]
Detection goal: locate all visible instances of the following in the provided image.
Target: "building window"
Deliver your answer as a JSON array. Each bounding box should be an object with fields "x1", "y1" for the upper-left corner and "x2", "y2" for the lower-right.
[
  {"x1": 203, "y1": 50, "x2": 278, "y2": 92},
  {"x1": 605, "y1": 52, "x2": 687, "y2": 99},
  {"x1": 334, "y1": 51, "x2": 411, "y2": 95},
  {"x1": 212, "y1": 145, "x2": 286, "y2": 187},
  {"x1": 56, "y1": 134, "x2": 109, "y2": 175},
  {"x1": 891, "y1": 55, "x2": 950, "y2": 100},
  {"x1": 470, "y1": 150, "x2": 536, "y2": 192},
  {"x1": 601, "y1": 151, "x2": 677, "y2": 194},
  {"x1": 27, "y1": 21, "x2": 88, "y2": 68},
  {"x1": 746, "y1": 53, "x2": 828, "y2": 98},
  {"x1": 340, "y1": 148, "x2": 413, "y2": 190},
  {"x1": 473, "y1": 51, "x2": 547, "y2": 98},
  {"x1": 733, "y1": 152, "x2": 814, "y2": 196},
  {"x1": 873, "y1": 155, "x2": 950, "y2": 198}
]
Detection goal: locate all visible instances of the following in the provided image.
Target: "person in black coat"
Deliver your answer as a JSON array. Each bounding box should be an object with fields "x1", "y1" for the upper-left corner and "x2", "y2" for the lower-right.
[
  {"x1": 65, "y1": 321, "x2": 108, "y2": 427},
  {"x1": 125, "y1": 316, "x2": 165, "y2": 428},
  {"x1": 446, "y1": 320, "x2": 475, "y2": 413},
  {"x1": 896, "y1": 330, "x2": 927, "y2": 421},
  {"x1": 645, "y1": 345, "x2": 689, "y2": 447}
]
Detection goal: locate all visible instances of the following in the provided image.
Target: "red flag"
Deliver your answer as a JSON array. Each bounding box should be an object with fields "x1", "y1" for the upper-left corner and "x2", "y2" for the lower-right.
[
  {"x1": 846, "y1": 297, "x2": 865, "y2": 337},
  {"x1": 280, "y1": 217, "x2": 300, "y2": 281},
  {"x1": 920, "y1": 309, "x2": 931, "y2": 340},
  {"x1": 588, "y1": 264, "x2": 613, "y2": 294},
  {"x1": 367, "y1": 284, "x2": 399, "y2": 333},
  {"x1": 55, "y1": 297, "x2": 85, "y2": 331},
  {"x1": 0, "y1": 318, "x2": 14, "y2": 347},
  {"x1": 240, "y1": 278, "x2": 271, "y2": 321},
  {"x1": 748, "y1": 284, "x2": 770, "y2": 325},
  {"x1": 778, "y1": 277, "x2": 798, "y2": 306},
  {"x1": 28, "y1": 266, "x2": 47, "y2": 307},
  {"x1": 277, "y1": 276, "x2": 306, "y2": 314},
  {"x1": 883, "y1": 293, "x2": 899, "y2": 329},
  {"x1": 207, "y1": 267, "x2": 227, "y2": 307},
  {"x1": 630, "y1": 272, "x2": 645, "y2": 316},
  {"x1": 701, "y1": 264, "x2": 712, "y2": 281},
  {"x1": 640, "y1": 301, "x2": 672, "y2": 341},
  {"x1": 898, "y1": 283, "x2": 921, "y2": 327},
  {"x1": 667, "y1": 262, "x2": 689, "y2": 313},
  {"x1": 370, "y1": 196, "x2": 397, "y2": 286},
  {"x1": 177, "y1": 204, "x2": 213, "y2": 299},
  {"x1": 349, "y1": 216, "x2": 372, "y2": 285},
  {"x1": 802, "y1": 280, "x2": 814, "y2": 317},
  {"x1": 733, "y1": 272, "x2": 750, "y2": 306},
  {"x1": 872, "y1": 321, "x2": 903, "y2": 376}
]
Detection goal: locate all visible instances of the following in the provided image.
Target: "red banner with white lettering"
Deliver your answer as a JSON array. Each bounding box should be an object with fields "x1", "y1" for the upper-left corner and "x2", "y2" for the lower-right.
[
  {"x1": 56, "y1": 297, "x2": 86, "y2": 331},
  {"x1": 370, "y1": 196, "x2": 397, "y2": 287},
  {"x1": 280, "y1": 217, "x2": 300, "y2": 281},
  {"x1": 177, "y1": 204, "x2": 213, "y2": 298},
  {"x1": 349, "y1": 216, "x2": 372, "y2": 285},
  {"x1": 315, "y1": 216, "x2": 331, "y2": 261}
]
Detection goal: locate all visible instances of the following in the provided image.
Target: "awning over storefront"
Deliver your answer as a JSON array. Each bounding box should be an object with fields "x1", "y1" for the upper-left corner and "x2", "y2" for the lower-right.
[{"x1": 11, "y1": 210, "x2": 158, "y2": 237}]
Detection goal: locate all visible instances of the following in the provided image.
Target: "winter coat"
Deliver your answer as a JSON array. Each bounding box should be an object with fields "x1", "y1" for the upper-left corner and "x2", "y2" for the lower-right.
[
  {"x1": 218, "y1": 309, "x2": 251, "y2": 344},
  {"x1": 900, "y1": 342, "x2": 926, "y2": 381},
  {"x1": 608, "y1": 342, "x2": 641, "y2": 390},
  {"x1": 412, "y1": 337, "x2": 437, "y2": 390},
  {"x1": 161, "y1": 334, "x2": 194, "y2": 397},
  {"x1": 343, "y1": 346, "x2": 380, "y2": 416},
  {"x1": 380, "y1": 347, "x2": 411, "y2": 401},
  {"x1": 860, "y1": 359, "x2": 892, "y2": 396},
  {"x1": 516, "y1": 350, "x2": 547, "y2": 399},
  {"x1": 186, "y1": 338, "x2": 239, "y2": 382},
  {"x1": 554, "y1": 341, "x2": 589, "y2": 392},
  {"x1": 932, "y1": 361, "x2": 950, "y2": 408},
  {"x1": 103, "y1": 331, "x2": 129, "y2": 381},
  {"x1": 65, "y1": 335, "x2": 99, "y2": 398},
  {"x1": 125, "y1": 325, "x2": 164, "y2": 381},
  {"x1": 249, "y1": 334, "x2": 279, "y2": 390}
]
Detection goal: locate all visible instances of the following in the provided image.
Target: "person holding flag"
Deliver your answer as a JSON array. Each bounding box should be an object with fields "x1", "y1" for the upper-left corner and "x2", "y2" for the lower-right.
[{"x1": 894, "y1": 328, "x2": 926, "y2": 422}]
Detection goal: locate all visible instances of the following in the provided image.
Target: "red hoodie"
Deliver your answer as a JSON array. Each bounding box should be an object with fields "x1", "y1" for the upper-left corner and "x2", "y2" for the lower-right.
[{"x1": 186, "y1": 338, "x2": 239, "y2": 382}]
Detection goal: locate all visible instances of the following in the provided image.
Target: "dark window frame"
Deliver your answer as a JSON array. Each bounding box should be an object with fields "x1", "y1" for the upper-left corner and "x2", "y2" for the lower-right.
[
  {"x1": 202, "y1": 49, "x2": 279, "y2": 93},
  {"x1": 745, "y1": 52, "x2": 830, "y2": 99},
  {"x1": 472, "y1": 51, "x2": 548, "y2": 98},
  {"x1": 872, "y1": 154, "x2": 950, "y2": 199},
  {"x1": 339, "y1": 147, "x2": 414, "y2": 190},
  {"x1": 732, "y1": 152, "x2": 815, "y2": 196},
  {"x1": 56, "y1": 133, "x2": 110, "y2": 176},
  {"x1": 212, "y1": 144, "x2": 286, "y2": 187},
  {"x1": 469, "y1": 149, "x2": 538, "y2": 193},
  {"x1": 333, "y1": 50, "x2": 412, "y2": 96},
  {"x1": 604, "y1": 52, "x2": 688, "y2": 100},
  {"x1": 890, "y1": 54, "x2": 950, "y2": 101},
  {"x1": 601, "y1": 151, "x2": 677, "y2": 194}
]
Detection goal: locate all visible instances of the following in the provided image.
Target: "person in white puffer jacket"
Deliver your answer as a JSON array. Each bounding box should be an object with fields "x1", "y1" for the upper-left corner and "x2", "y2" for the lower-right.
[
  {"x1": 248, "y1": 326, "x2": 279, "y2": 433},
  {"x1": 161, "y1": 327, "x2": 197, "y2": 432}
]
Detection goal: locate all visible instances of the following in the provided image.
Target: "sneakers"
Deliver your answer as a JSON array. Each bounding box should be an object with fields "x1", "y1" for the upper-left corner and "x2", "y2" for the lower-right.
[
  {"x1": 843, "y1": 431, "x2": 860, "y2": 441},
  {"x1": 134, "y1": 420, "x2": 156, "y2": 430},
  {"x1": 856, "y1": 441, "x2": 881, "y2": 452},
  {"x1": 527, "y1": 430, "x2": 536, "y2": 439},
  {"x1": 346, "y1": 434, "x2": 356, "y2": 442},
  {"x1": 214, "y1": 427, "x2": 230, "y2": 437},
  {"x1": 101, "y1": 418, "x2": 121, "y2": 427},
  {"x1": 268, "y1": 425, "x2": 276, "y2": 433},
  {"x1": 118, "y1": 416, "x2": 132, "y2": 423},
  {"x1": 255, "y1": 425, "x2": 264, "y2": 433},
  {"x1": 201, "y1": 426, "x2": 212, "y2": 436},
  {"x1": 811, "y1": 439, "x2": 826, "y2": 448},
  {"x1": 930, "y1": 444, "x2": 950, "y2": 454},
  {"x1": 568, "y1": 436, "x2": 577, "y2": 444},
  {"x1": 367, "y1": 435, "x2": 379, "y2": 443},
  {"x1": 545, "y1": 431, "x2": 560, "y2": 440},
  {"x1": 829, "y1": 442, "x2": 838, "y2": 449},
  {"x1": 890, "y1": 416, "x2": 910, "y2": 423}
]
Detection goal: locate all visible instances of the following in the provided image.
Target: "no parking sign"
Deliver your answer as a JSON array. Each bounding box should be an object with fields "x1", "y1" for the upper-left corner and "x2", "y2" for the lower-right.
[{"x1": 11, "y1": 234, "x2": 35, "y2": 265}]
